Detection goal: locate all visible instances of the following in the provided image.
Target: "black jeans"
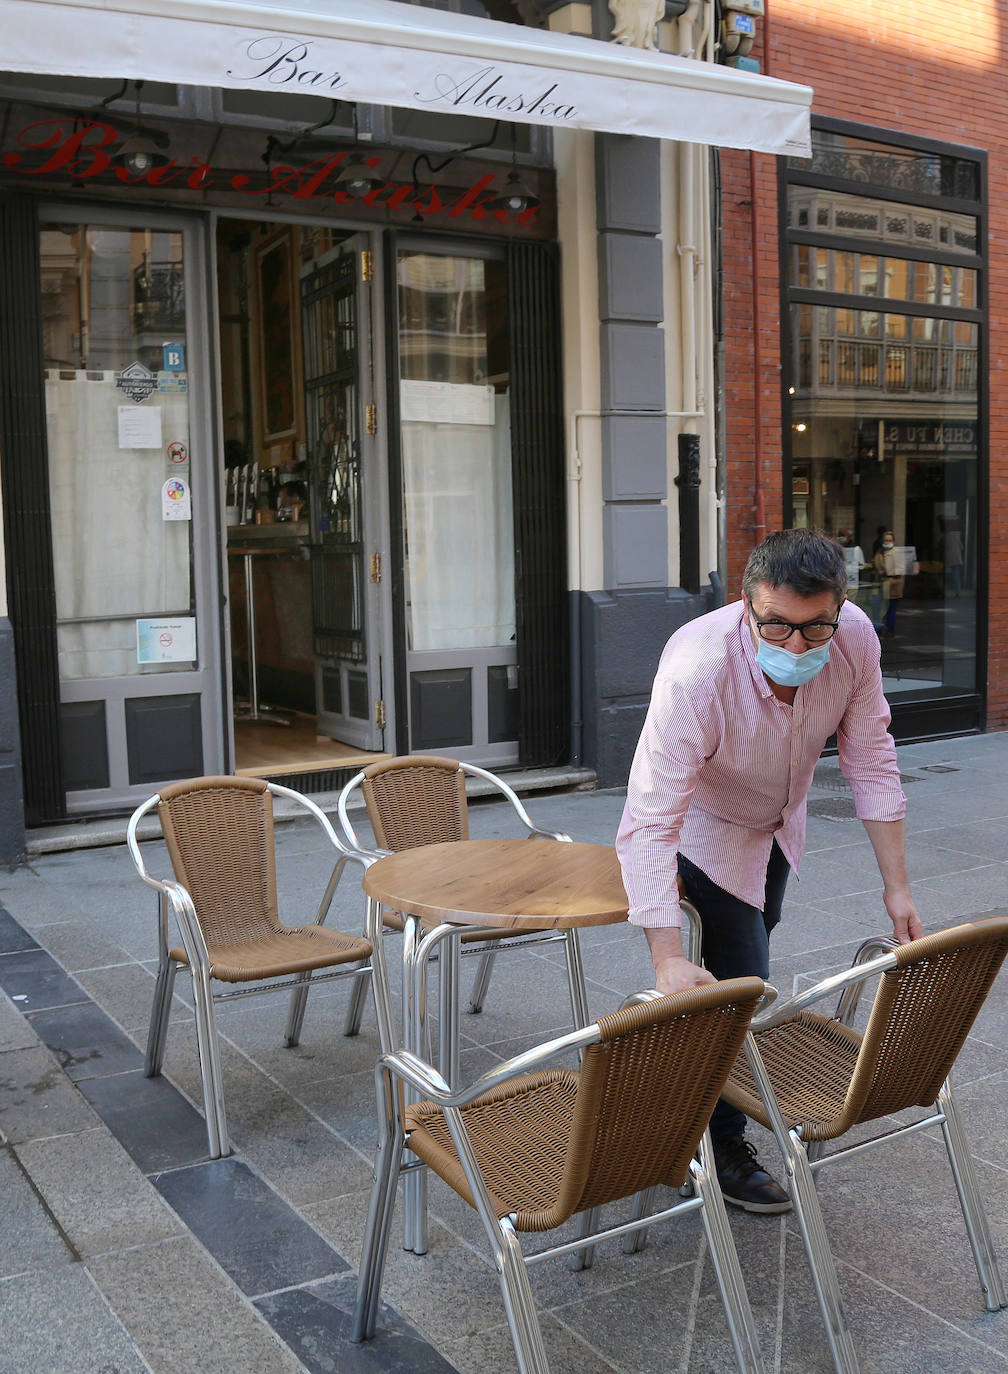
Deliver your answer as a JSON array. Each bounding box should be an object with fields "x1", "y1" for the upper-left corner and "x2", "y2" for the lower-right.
[{"x1": 677, "y1": 841, "x2": 790, "y2": 1142}]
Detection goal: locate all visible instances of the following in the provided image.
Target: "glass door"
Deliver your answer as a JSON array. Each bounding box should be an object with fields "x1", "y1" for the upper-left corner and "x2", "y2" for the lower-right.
[
  {"x1": 394, "y1": 244, "x2": 518, "y2": 763},
  {"x1": 41, "y1": 211, "x2": 222, "y2": 812},
  {"x1": 300, "y1": 232, "x2": 384, "y2": 752}
]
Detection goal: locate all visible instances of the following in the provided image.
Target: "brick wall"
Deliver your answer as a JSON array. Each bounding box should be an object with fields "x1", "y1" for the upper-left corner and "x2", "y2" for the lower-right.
[{"x1": 722, "y1": 1, "x2": 1007, "y2": 725}]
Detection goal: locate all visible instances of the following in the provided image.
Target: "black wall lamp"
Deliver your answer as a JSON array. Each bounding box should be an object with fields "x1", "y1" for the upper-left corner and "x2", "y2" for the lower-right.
[
  {"x1": 485, "y1": 124, "x2": 541, "y2": 215},
  {"x1": 105, "y1": 81, "x2": 172, "y2": 176},
  {"x1": 332, "y1": 105, "x2": 385, "y2": 198}
]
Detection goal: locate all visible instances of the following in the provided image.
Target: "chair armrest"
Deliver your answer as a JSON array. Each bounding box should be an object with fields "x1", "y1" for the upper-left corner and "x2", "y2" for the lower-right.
[
  {"x1": 749, "y1": 950, "x2": 898, "y2": 1032},
  {"x1": 833, "y1": 935, "x2": 900, "y2": 1025},
  {"x1": 268, "y1": 781, "x2": 372, "y2": 868},
  {"x1": 160, "y1": 879, "x2": 213, "y2": 971},
  {"x1": 126, "y1": 794, "x2": 163, "y2": 887},
  {"x1": 460, "y1": 763, "x2": 572, "y2": 842},
  {"x1": 334, "y1": 770, "x2": 368, "y2": 850},
  {"x1": 378, "y1": 1019, "x2": 603, "y2": 1109},
  {"x1": 622, "y1": 983, "x2": 779, "y2": 1016}
]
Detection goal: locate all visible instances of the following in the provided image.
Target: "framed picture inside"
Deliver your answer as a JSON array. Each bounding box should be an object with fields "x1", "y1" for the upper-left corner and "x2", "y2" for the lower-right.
[{"x1": 256, "y1": 232, "x2": 297, "y2": 442}]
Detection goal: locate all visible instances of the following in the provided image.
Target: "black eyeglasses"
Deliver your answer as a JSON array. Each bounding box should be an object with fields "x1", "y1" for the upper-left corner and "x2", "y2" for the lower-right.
[{"x1": 748, "y1": 605, "x2": 841, "y2": 645}]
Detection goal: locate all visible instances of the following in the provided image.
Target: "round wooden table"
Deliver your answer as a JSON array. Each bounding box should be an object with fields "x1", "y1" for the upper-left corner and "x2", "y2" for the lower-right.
[
  {"x1": 362, "y1": 836, "x2": 628, "y2": 1253},
  {"x1": 362, "y1": 836, "x2": 629, "y2": 930}
]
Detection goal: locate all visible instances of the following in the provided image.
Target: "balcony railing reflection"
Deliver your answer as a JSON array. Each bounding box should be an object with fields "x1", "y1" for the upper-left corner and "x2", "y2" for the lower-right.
[{"x1": 801, "y1": 337, "x2": 977, "y2": 396}]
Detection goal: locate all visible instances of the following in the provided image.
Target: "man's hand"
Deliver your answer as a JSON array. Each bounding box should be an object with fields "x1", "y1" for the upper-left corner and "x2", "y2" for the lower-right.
[
  {"x1": 645, "y1": 924, "x2": 716, "y2": 995},
  {"x1": 884, "y1": 887, "x2": 923, "y2": 944},
  {"x1": 653, "y1": 953, "x2": 717, "y2": 995}
]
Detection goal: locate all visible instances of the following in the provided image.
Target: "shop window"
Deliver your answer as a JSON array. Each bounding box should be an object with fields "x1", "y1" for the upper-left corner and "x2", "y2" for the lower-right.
[{"x1": 784, "y1": 122, "x2": 984, "y2": 717}]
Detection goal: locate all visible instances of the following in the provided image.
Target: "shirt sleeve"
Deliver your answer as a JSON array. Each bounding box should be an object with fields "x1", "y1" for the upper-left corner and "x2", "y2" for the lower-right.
[
  {"x1": 836, "y1": 625, "x2": 906, "y2": 821},
  {"x1": 616, "y1": 659, "x2": 721, "y2": 928}
]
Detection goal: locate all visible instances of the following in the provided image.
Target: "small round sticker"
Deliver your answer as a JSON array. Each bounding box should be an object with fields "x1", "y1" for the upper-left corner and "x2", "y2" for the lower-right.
[{"x1": 167, "y1": 441, "x2": 188, "y2": 464}]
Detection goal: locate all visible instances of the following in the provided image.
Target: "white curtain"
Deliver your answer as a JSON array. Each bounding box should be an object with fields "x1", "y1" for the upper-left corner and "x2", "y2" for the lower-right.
[
  {"x1": 402, "y1": 394, "x2": 515, "y2": 651},
  {"x1": 45, "y1": 371, "x2": 192, "y2": 679}
]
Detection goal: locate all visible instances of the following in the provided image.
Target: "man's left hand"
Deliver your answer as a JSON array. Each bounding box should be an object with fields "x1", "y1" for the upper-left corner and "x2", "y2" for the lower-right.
[{"x1": 884, "y1": 888, "x2": 923, "y2": 943}]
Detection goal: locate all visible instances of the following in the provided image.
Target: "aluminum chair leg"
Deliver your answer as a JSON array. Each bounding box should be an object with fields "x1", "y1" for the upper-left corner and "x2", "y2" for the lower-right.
[
  {"x1": 438, "y1": 930, "x2": 462, "y2": 1087},
  {"x1": 692, "y1": 1134, "x2": 766, "y2": 1374},
  {"x1": 743, "y1": 1035, "x2": 857, "y2": 1374},
  {"x1": 496, "y1": 1216, "x2": 551, "y2": 1374},
  {"x1": 402, "y1": 914, "x2": 429, "y2": 1256},
  {"x1": 353, "y1": 1075, "x2": 406, "y2": 1342},
  {"x1": 568, "y1": 1206, "x2": 601, "y2": 1271},
  {"x1": 145, "y1": 948, "x2": 177, "y2": 1077},
  {"x1": 285, "y1": 972, "x2": 312, "y2": 1047},
  {"x1": 939, "y1": 1081, "x2": 1008, "y2": 1310},
  {"x1": 468, "y1": 948, "x2": 496, "y2": 1013},
  {"x1": 342, "y1": 962, "x2": 373, "y2": 1038},
  {"x1": 190, "y1": 965, "x2": 230, "y2": 1159},
  {"x1": 785, "y1": 1130, "x2": 859, "y2": 1374},
  {"x1": 365, "y1": 897, "x2": 397, "y2": 1056},
  {"x1": 622, "y1": 1186, "x2": 657, "y2": 1255}
]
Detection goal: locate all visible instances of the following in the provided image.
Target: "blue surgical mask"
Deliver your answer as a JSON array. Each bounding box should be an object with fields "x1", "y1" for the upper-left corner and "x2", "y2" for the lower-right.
[{"x1": 756, "y1": 638, "x2": 831, "y2": 687}]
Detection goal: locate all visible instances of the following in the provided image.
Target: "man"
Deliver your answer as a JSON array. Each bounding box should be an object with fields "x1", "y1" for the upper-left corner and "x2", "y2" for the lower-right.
[{"x1": 616, "y1": 529, "x2": 922, "y2": 1212}]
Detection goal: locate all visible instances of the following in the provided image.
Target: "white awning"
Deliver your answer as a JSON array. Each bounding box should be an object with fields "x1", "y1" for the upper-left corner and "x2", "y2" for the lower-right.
[{"x1": 2, "y1": 0, "x2": 812, "y2": 156}]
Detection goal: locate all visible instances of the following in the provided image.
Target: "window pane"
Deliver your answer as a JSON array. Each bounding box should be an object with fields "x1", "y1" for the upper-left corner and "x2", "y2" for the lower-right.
[
  {"x1": 42, "y1": 225, "x2": 195, "y2": 679},
  {"x1": 790, "y1": 130, "x2": 980, "y2": 202}
]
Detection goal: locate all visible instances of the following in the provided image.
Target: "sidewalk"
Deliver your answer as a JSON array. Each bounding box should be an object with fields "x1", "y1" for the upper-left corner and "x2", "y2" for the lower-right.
[{"x1": 1, "y1": 732, "x2": 1007, "y2": 1373}]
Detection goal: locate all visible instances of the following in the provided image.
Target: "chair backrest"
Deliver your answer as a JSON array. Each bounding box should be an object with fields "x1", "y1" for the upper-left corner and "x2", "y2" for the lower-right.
[
  {"x1": 157, "y1": 776, "x2": 280, "y2": 945},
  {"x1": 841, "y1": 916, "x2": 1008, "y2": 1128},
  {"x1": 361, "y1": 755, "x2": 469, "y2": 851},
  {"x1": 549, "y1": 977, "x2": 765, "y2": 1222}
]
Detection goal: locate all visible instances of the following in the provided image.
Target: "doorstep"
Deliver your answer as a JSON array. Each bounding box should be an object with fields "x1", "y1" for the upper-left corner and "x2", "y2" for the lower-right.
[{"x1": 24, "y1": 765, "x2": 598, "y2": 856}]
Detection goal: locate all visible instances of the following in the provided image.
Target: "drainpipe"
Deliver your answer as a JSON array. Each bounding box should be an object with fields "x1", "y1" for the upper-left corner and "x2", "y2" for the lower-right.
[
  {"x1": 750, "y1": 0, "x2": 775, "y2": 544},
  {"x1": 750, "y1": 147, "x2": 766, "y2": 544}
]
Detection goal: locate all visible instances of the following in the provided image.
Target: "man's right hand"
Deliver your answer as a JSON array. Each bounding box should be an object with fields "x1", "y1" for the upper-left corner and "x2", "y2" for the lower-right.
[
  {"x1": 653, "y1": 954, "x2": 717, "y2": 996},
  {"x1": 645, "y1": 924, "x2": 716, "y2": 995}
]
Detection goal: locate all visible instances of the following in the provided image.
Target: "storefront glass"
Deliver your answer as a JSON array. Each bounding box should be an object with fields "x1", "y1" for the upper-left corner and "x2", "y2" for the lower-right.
[
  {"x1": 40, "y1": 223, "x2": 196, "y2": 680},
  {"x1": 785, "y1": 128, "x2": 983, "y2": 707}
]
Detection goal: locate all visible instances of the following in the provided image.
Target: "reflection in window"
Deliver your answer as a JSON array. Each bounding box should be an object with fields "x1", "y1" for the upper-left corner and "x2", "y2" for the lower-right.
[{"x1": 786, "y1": 128, "x2": 982, "y2": 704}]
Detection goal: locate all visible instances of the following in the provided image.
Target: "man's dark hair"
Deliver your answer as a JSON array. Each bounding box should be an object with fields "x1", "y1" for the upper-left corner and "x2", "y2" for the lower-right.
[{"x1": 742, "y1": 528, "x2": 847, "y2": 603}]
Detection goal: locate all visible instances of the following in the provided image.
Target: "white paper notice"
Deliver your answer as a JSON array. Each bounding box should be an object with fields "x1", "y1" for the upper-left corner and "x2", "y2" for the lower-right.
[
  {"x1": 161, "y1": 477, "x2": 192, "y2": 521},
  {"x1": 136, "y1": 617, "x2": 197, "y2": 664},
  {"x1": 118, "y1": 405, "x2": 163, "y2": 449},
  {"x1": 400, "y1": 380, "x2": 495, "y2": 425}
]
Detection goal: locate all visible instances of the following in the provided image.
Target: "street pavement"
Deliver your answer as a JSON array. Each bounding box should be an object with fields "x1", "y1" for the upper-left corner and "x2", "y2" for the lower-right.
[{"x1": 1, "y1": 730, "x2": 1007, "y2": 1373}]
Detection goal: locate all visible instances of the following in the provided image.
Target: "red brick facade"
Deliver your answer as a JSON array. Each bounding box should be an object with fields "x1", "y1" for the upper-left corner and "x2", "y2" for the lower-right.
[{"x1": 721, "y1": 2, "x2": 1006, "y2": 726}]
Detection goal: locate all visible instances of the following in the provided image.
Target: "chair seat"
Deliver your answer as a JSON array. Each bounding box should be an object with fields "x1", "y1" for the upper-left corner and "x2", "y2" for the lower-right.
[
  {"x1": 724, "y1": 1009, "x2": 864, "y2": 1141},
  {"x1": 168, "y1": 925, "x2": 372, "y2": 983},
  {"x1": 407, "y1": 1070, "x2": 578, "y2": 1231}
]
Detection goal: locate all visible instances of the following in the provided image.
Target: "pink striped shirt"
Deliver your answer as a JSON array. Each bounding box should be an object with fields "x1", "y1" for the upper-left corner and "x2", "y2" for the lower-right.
[{"x1": 616, "y1": 598, "x2": 906, "y2": 928}]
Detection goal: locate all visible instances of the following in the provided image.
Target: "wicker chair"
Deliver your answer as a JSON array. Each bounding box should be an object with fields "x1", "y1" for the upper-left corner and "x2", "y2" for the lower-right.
[
  {"x1": 354, "y1": 976, "x2": 769, "y2": 1374},
  {"x1": 723, "y1": 916, "x2": 1008, "y2": 1374},
  {"x1": 127, "y1": 776, "x2": 373, "y2": 1159},
  {"x1": 338, "y1": 755, "x2": 590, "y2": 1053}
]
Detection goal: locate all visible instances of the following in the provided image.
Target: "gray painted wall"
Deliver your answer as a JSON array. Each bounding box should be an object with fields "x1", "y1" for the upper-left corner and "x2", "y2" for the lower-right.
[{"x1": 581, "y1": 132, "x2": 714, "y2": 788}]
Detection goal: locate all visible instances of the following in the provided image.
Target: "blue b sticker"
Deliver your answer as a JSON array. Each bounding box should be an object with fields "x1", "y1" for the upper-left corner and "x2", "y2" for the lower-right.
[{"x1": 162, "y1": 342, "x2": 186, "y2": 372}]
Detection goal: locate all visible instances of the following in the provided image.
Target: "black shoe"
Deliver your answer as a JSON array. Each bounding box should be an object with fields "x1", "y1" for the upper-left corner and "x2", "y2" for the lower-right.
[{"x1": 713, "y1": 1135, "x2": 791, "y2": 1214}]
